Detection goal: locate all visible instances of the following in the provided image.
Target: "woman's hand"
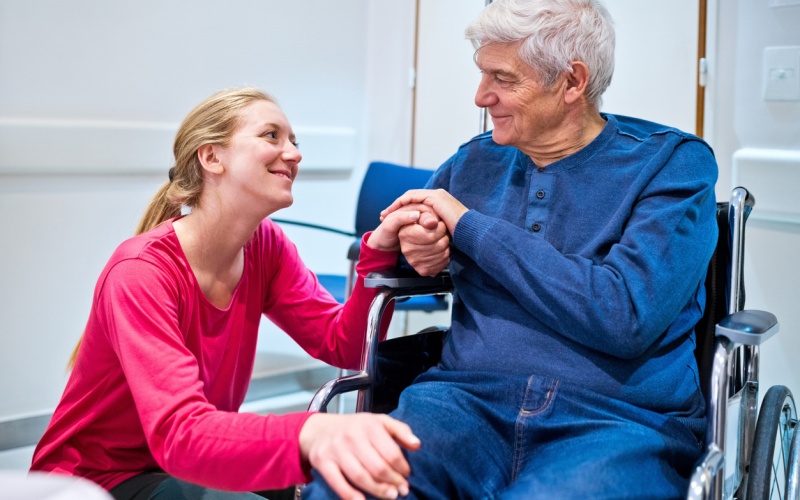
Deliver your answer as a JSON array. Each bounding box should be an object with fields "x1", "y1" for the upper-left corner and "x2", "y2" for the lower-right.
[
  {"x1": 299, "y1": 413, "x2": 421, "y2": 500},
  {"x1": 368, "y1": 203, "x2": 450, "y2": 276},
  {"x1": 380, "y1": 189, "x2": 467, "y2": 236},
  {"x1": 366, "y1": 204, "x2": 431, "y2": 253}
]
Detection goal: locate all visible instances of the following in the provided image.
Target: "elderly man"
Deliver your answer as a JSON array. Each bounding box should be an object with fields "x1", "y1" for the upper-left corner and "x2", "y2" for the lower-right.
[{"x1": 306, "y1": 0, "x2": 718, "y2": 498}]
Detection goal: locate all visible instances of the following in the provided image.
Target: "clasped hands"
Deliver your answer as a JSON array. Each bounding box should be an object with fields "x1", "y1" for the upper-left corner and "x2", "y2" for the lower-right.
[{"x1": 369, "y1": 188, "x2": 466, "y2": 277}]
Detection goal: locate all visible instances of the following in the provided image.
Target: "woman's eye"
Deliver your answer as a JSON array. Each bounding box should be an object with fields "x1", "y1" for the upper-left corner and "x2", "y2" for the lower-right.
[
  {"x1": 263, "y1": 131, "x2": 277, "y2": 139},
  {"x1": 292, "y1": 141, "x2": 300, "y2": 149}
]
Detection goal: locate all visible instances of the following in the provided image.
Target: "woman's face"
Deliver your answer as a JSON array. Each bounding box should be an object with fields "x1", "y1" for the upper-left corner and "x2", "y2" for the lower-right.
[{"x1": 216, "y1": 99, "x2": 302, "y2": 213}]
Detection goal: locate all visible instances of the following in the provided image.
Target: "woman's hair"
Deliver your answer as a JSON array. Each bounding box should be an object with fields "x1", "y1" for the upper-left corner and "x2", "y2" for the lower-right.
[
  {"x1": 68, "y1": 87, "x2": 276, "y2": 368},
  {"x1": 465, "y1": 0, "x2": 615, "y2": 108},
  {"x1": 136, "y1": 86, "x2": 277, "y2": 234}
]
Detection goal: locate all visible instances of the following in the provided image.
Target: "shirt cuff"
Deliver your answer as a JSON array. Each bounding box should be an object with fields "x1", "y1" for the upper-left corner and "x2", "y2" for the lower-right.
[
  {"x1": 356, "y1": 232, "x2": 400, "y2": 276},
  {"x1": 453, "y1": 209, "x2": 495, "y2": 256}
]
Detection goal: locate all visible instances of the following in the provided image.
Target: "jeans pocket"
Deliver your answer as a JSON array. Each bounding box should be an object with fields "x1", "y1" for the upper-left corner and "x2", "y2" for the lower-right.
[
  {"x1": 519, "y1": 376, "x2": 559, "y2": 416},
  {"x1": 511, "y1": 376, "x2": 559, "y2": 481}
]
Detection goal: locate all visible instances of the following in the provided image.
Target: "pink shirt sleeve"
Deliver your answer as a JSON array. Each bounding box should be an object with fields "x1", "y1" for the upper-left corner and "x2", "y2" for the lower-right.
[
  {"x1": 263, "y1": 230, "x2": 399, "y2": 369},
  {"x1": 94, "y1": 227, "x2": 398, "y2": 491}
]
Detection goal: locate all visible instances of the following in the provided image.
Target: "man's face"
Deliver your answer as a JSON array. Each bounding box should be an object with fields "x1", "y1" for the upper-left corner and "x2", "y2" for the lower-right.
[{"x1": 474, "y1": 43, "x2": 566, "y2": 153}]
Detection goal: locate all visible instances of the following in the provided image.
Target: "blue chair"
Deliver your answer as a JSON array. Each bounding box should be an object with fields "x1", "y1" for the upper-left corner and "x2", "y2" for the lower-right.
[{"x1": 272, "y1": 161, "x2": 449, "y2": 313}]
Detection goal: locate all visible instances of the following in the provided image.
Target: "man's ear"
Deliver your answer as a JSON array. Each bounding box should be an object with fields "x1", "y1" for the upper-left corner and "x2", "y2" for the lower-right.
[
  {"x1": 564, "y1": 61, "x2": 590, "y2": 104},
  {"x1": 197, "y1": 143, "x2": 225, "y2": 175}
]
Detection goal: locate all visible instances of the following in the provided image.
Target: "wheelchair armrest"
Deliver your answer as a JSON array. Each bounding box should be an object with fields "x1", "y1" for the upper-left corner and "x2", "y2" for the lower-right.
[
  {"x1": 307, "y1": 372, "x2": 371, "y2": 413},
  {"x1": 715, "y1": 309, "x2": 779, "y2": 346},
  {"x1": 365, "y1": 269, "x2": 453, "y2": 291}
]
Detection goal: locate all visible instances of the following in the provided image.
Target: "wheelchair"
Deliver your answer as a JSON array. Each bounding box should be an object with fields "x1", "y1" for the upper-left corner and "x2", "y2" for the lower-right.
[{"x1": 307, "y1": 187, "x2": 799, "y2": 500}]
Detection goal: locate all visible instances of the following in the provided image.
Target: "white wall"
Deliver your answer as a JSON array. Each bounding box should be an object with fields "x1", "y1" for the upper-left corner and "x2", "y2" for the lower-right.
[
  {"x1": 2, "y1": 0, "x2": 797, "y2": 435},
  {"x1": 0, "y1": 0, "x2": 376, "y2": 420},
  {"x1": 707, "y1": 0, "x2": 800, "y2": 402},
  {"x1": 413, "y1": 0, "x2": 486, "y2": 168},
  {"x1": 602, "y1": 0, "x2": 699, "y2": 133}
]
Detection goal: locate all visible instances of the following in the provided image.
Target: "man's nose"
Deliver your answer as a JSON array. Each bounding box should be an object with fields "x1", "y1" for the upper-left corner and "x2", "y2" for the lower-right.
[{"x1": 474, "y1": 76, "x2": 497, "y2": 108}]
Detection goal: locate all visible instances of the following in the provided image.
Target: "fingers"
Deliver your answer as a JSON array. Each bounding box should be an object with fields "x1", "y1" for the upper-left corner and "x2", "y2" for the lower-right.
[
  {"x1": 380, "y1": 189, "x2": 435, "y2": 219},
  {"x1": 398, "y1": 219, "x2": 447, "y2": 245},
  {"x1": 380, "y1": 414, "x2": 422, "y2": 452},
  {"x1": 366, "y1": 208, "x2": 420, "y2": 252},
  {"x1": 300, "y1": 414, "x2": 418, "y2": 500},
  {"x1": 381, "y1": 207, "x2": 422, "y2": 233},
  {"x1": 316, "y1": 460, "x2": 365, "y2": 500},
  {"x1": 317, "y1": 445, "x2": 401, "y2": 500},
  {"x1": 381, "y1": 189, "x2": 467, "y2": 235},
  {"x1": 417, "y1": 211, "x2": 440, "y2": 230},
  {"x1": 396, "y1": 219, "x2": 450, "y2": 276}
]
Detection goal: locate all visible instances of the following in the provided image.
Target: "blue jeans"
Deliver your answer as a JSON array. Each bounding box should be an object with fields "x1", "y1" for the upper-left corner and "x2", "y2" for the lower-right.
[{"x1": 303, "y1": 368, "x2": 705, "y2": 499}]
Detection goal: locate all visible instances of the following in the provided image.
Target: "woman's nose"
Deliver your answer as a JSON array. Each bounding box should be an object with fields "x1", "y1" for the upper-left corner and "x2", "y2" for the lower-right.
[{"x1": 283, "y1": 142, "x2": 302, "y2": 163}]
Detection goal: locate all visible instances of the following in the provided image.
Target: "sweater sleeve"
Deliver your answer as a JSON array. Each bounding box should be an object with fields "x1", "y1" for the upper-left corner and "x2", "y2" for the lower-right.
[
  {"x1": 98, "y1": 258, "x2": 313, "y2": 491},
  {"x1": 451, "y1": 139, "x2": 719, "y2": 358},
  {"x1": 263, "y1": 225, "x2": 399, "y2": 369}
]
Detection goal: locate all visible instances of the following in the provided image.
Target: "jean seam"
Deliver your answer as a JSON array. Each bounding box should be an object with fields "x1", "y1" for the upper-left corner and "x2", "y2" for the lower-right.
[{"x1": 511, "y1": 378, "x2": 559, "y2": 482}]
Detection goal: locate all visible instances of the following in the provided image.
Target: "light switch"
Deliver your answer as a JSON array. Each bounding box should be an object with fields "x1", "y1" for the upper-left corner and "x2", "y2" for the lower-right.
[{"x1": 763, "y1": 46, "x2": 800, "y2": 101}]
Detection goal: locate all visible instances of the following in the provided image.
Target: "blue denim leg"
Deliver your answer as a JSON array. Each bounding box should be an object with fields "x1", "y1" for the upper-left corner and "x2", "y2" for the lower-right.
[
  {"x1": 499, "y1": 379, "x2": 705, "y2": 499},
  {"x1": 302, "y1": 368, "x2": 704, "y2": 500},
  {"x1": 303, "y1": 368, "x2": 534, "y2": 500}
]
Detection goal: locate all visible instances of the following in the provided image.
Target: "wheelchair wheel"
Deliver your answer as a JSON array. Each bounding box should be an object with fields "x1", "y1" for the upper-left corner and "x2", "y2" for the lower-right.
[
  {"x1": 747, "y1": 385, "x2": 798, "y2": 500},
  {"x1": 787, "y1": 421, "x2": 800, "y2": 499}
]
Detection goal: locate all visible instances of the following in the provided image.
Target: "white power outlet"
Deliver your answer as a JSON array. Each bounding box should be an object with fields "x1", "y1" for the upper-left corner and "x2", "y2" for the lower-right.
[{"x1": 763, "y1": 46, "x2": 800, "y2": 101}]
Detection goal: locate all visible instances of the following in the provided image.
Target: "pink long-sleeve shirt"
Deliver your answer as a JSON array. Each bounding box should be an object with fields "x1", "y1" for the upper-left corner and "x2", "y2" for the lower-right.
[{"x1": 30, "y1": 218, "x2": 397, "y2": 492}]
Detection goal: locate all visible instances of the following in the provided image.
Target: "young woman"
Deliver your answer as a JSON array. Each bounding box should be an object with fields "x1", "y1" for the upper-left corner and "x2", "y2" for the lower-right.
[{"x1": 30, "y1": 87, "x2": 446, "y2": 500}]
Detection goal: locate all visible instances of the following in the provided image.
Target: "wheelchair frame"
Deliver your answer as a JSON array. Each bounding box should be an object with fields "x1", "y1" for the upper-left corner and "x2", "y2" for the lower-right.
[{"x1": 307, "y1": 187, "x2": 798, "y2": 500}]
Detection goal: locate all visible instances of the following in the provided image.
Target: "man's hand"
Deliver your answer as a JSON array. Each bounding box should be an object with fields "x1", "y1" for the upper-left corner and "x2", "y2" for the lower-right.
[
  {"x1": 397, "y1": 212, "x2": 450, "y2": 276},
  {"x1": 366, "y1": 204, "x2": 428, "y2": 253},
  {"x1": 299, "y1": 413, "x2": 421, "y2": 500},
  {"x1": 381, "y1": 189, "x2": 467, "y2": 235}
]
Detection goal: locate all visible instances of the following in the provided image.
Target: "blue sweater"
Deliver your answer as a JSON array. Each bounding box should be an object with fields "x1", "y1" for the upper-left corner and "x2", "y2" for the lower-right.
[{"x1": 429, "y1": 113, "x2": 718, "y2": 414}]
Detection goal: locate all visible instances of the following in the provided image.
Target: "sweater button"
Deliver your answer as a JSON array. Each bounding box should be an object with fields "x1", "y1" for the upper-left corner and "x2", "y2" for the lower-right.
[
  {"x1": 536, "y1": 190, "x2": 546, "y2": 199},
  {"x1": 531, "y1": 222, "x2": 541, "y2": 232}
]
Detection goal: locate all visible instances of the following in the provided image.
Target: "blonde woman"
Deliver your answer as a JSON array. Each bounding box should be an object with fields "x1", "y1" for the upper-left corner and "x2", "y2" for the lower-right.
[{"x1": 31, "y1": 87, "x2": 448, "y2": 500}]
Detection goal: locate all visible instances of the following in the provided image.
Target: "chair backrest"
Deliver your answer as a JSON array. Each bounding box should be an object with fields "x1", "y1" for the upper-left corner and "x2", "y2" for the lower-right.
[
  {"x1": 354, "y1": 162, "x2": 435, "y2": 238},
  {"x1": 694, "y1": 203, "x2": 732, "y2": 399}
]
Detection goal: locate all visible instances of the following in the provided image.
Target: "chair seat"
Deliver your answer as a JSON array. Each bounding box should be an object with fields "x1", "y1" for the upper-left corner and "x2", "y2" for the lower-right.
[{"x1": 317, "y1": 274, "x2": 448, "y2": 312}]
